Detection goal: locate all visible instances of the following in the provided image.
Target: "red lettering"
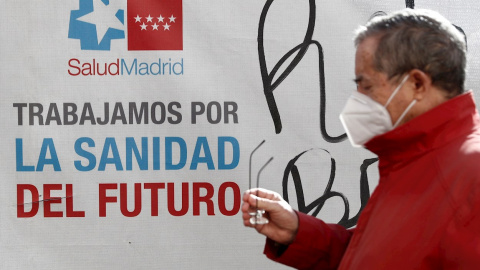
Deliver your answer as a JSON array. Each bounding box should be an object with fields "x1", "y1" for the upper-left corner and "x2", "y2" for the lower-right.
[
  {"x1": 44, "y1": 184, "x2": 63, "y2": 217},
  {"x1": 97, "y1": 61, "x2": 107, "y2": 76},
  {"x1": 167, "y1": 182, "x2": 189, "y2": 216},
  {"x1": 82, "y1": 62, "x2": 93, "y2": 76},
  {"x1": 69, "y1": 59, "x2": 120, "y2": 76},
  {"x1": 109, "y1": 59, "x2": 120, "y2": 75},
  {"x1": 68, "y1": 58, "x2": 81, "y2": 76},
  {"x1": 120, "y1": 183, "x2": 142, "y2": 217},
  {"x1": 193, "y1": 182, "x2": 215, "y2": 216},
  {"x1": 96, "y1": 182, "x2": 242, "y2": 217},
  {"x1": 144, "y1": 183, "x2": 165, "y2": 216},
  {"x1": 66, "y1": 184, "x2": 85, "y2": 217},
  {"x1": 99, "y1": 183, "x2": 117, "y2": 217},
  {"x1": 218, "y1": 182, "x2": 241, "y2": 216},
  {"x1": 17, "y1": 184, "x2": 39, "y2": 218}
]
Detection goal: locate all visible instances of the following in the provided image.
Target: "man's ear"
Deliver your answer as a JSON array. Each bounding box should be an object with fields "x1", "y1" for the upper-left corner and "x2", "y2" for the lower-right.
[{"x1": 408, "y1": 69, "x2": 432, "y2": 100}]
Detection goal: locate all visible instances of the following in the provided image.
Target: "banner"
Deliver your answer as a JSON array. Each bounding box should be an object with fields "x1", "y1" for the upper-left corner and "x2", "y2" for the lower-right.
[{"x1": 1, "y1": 0, "x2": 479, "y2": 269}]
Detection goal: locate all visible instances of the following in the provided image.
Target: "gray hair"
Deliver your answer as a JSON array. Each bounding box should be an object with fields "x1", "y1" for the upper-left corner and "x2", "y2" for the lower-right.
[{"x1": 354, "y1": 9, "x2": 467, "y2": 97}]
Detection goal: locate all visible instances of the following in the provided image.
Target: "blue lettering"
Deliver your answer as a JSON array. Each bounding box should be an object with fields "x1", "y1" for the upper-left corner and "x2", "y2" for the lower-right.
[
  {"x1": 138, "y1": 62, "x2": 149, "y2": 75},
  {"x1": 150, "y1": 60, "x2": 161, "y2": 75},
  {"x1": 36, "y1": 138, "x2": 61, "y2": 171},
  {"x1": 98, "y1": 137, "x2": 123, "y2": 171},
  {"x1": 74, "y1": 137, "x2": 97, "y2": 171},
  {"x1": 126, "y1": 137, "x2": 148, "y2": 170},
  {"x1": 15, "y1": 138, "x2": 35, "y2": 171},
  {"x1": 190, "y1": 137, "x2": 214, "y2": 170},
  {"x1": 173, "y1": 58, "x2": 184, "y2": 75},
  {"x1": 121, "y1": 58, "x2": 137, "y2": 75},
  {"x1": 153, "y1": 137, "x2": 160, "y2": 170},
  {"x1": 218, "y1": 136, "x2": 240, "y2": 170},
  {"x1": 165, "y1": 137, "x2": 186, "y2": 170}
]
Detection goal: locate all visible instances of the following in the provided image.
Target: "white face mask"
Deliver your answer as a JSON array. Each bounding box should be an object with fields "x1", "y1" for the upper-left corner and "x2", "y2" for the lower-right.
[{"x1": 339, "y1": 75, "x2": 416, "y2": 147}]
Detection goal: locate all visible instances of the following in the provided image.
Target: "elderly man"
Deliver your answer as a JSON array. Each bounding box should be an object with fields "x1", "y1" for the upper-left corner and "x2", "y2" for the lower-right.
[{"x1": 242, "y1": 9, "x2": 480, "y2": 269}]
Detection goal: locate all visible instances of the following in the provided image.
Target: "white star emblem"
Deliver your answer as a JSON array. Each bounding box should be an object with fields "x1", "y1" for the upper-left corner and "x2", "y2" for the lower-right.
[
  {"x1": 152, "y1": 23, "x2": 159, "y2": 30},
  {"x1": 157, "y1": 15, "x2": 164, "y2": 22},
  {"x1": 76, "y1": 0, "x2": 124, "y2": 44},
  {"x1": 146, "y1": 14, "x2": 153, "y2": 22},
  {"x1": 169, "y1": 15, "x2": 176, "y2": 23},
  {"x1": 140, "y1": 23, "x2": 148, "y2": 30},
  {"x1": 163, "y1": 23, "x2": 170, "y2": 31},
  {"x1": 134, "y1": 15, "x2": 142, "y2": 22}
]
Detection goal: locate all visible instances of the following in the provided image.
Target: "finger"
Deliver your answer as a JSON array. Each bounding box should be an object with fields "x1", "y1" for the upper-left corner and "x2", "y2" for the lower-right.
[
  {"x1": 250, "y1": 187, "x2": 274, "y2": 198},
  {"x1": 242, "y1": 188, "x2": 268, "y2": 201},
  {"x1": 243, "y1": 216, "x2": 268, "y2": 229},
  {"x1": 242, "y1": 213, "x2": 259, "y2": 228},
  {"x1": 244, "y1": 188, "x2": 279, "y2": 201},
  {"x1": 244, "y1": 219, "x2": 267, "y2": 229},
  {"x1": 243, "y1": 218, "x2": 254, "y2": 227},
  {"x1": 247, "y1": 193, "x2": 277, "y2": 212},
  {"x1": 243, "y1": 190, "x2": 253, "y2": 202},
  {"x1": 241, "y1": 201, "x2": 251, "y2": 212},
  {"x1": 241, "y1": 201, "x2": 260, "y2": 215}
]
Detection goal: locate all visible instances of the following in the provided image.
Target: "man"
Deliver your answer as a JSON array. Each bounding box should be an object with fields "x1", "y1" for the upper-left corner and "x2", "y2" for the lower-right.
[{"x1": 242, "y1": 9, "x2": 480, "y2": 269}]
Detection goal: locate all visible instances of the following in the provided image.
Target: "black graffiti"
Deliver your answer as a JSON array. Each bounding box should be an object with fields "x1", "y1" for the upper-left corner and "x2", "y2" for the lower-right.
[
  {"x1": 406, "y1": 0, "x2": 415, "y2": 9},
  {"x1": 257, "y1": 0, "x2": 347, "y2": 143},
  {"x1": 282, "y1": 149, "x2": 377, "y2": 229},
  {"x1": 256, "y1": 0, "x2": 468, "y2": 229},
  {"x1": 257, "y1": 0, "x2": 376, "y2": 228}
]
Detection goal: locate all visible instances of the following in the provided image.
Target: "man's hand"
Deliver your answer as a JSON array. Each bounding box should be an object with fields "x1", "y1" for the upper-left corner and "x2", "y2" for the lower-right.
[{"x1": 241, "y1": 188, "x2": 299, "y2": 245}]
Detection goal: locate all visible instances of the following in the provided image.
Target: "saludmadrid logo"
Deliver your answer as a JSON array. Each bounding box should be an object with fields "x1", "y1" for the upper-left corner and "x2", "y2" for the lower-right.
[{"x1": 68, "y1": 0, "x2": 183, "y2": 76}]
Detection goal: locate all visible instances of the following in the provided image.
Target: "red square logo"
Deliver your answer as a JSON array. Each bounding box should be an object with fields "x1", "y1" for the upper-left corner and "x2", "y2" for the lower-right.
[{"x1": 127, "y1": 0, "x2": 183, "y2": 50}]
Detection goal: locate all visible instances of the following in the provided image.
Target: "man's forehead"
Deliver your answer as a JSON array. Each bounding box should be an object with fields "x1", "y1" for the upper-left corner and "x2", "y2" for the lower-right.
[
  {"x1": 355, "y1": 36, "x2": 379, "y2": 64},
  {"x1": 355, "y1": 37, "x2": 381, "y2": 82}
]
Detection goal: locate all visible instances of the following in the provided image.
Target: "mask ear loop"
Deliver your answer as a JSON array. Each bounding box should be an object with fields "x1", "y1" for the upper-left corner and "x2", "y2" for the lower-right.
[
  {"x1": 392, "y1": 99, "x2": 417, "y2": 128},
  {"x1": 384, "y1": 74, "x2": 410, "y2": 107}
]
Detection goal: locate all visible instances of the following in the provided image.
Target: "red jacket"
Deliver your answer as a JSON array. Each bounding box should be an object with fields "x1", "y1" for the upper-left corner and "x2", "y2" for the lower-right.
[{"x1": 264, "y1": 92, "x2": 480, "y2": 269}]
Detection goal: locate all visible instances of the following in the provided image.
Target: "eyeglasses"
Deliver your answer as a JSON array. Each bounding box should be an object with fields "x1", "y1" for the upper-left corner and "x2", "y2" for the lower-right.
[{"x1": 249, "y1": 140, "x2": 273, "y2": 225}]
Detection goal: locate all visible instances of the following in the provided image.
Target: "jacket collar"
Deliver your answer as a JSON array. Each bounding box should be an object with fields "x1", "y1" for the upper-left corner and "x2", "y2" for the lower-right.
[{"x1": 365, "y1": 91, "x2": 479, "y2": 171}]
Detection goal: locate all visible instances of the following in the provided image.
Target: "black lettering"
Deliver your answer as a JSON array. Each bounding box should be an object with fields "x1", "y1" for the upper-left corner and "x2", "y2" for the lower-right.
[
  {"x1": 111, "y1": 102, "x2": 127, "y2": 124},
  {"x1": 207, "y1": 102, "x2": 221, "y2": 124},
  {"x1": 45, "y1": 103, "x2": 62, "y2": 125},
  {"x1": 29, "y1": 103, "x2": 44, "y2": 125},
  {"x1": 97, "y1": 103, "x2": 110, "y2": 125},
  {"x1": 63, "y1": 103, "x2": 78, "y2": 125},
  {"x1": 129, "y1": 102, "x2": 148, "y2": 124},
  {"x1": 13, "y1": 103, "x2": 27, "y2": 125},
  {"x1": 168, "y1": 102, "x2": 182, "y2": 124},
  {"x1": 224, "y1": 102, "x2": 238, "y2": 124},
  {"x1": 151, "y1": 102, "x2": 166, "y2": 124},
  {"x1": 191, "y1": 102, "x2": 205, "y2": 124},
  {"x1": 80, "y1": 103, "x2": 96, "y2": 125}
]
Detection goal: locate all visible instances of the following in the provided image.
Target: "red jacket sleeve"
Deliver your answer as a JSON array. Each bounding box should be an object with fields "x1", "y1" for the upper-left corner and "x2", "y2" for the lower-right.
[
  {"x1": 264, "y1": 211, "x2": 353, "y2": 270},
  {"x1": 439, "y1": 196, "x2": 480, "y2": 268}
]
